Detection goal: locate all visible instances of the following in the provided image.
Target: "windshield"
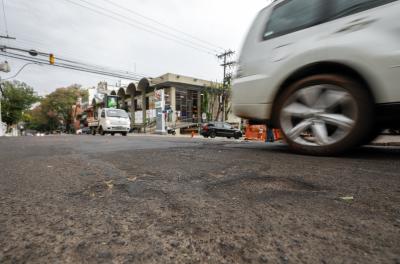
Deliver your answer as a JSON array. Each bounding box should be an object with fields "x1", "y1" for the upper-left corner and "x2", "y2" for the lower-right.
[
  {"x1": 106, "y1": 109, "x2": 128, "y2": 118},
  {"x1": 329, "y1": 0, "x2": 397, "y2": 19},
  {"x1": 223, "y1": 123, "x2": 232, "y2": 129}
]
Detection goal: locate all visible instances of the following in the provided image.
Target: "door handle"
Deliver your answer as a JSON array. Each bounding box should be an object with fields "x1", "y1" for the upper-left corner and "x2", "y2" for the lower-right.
[
  {"x1": 271, "y1": 43, "x2": 292, "y2": 62},
  {"x1": 335, "y1": 17, "x2": 376, "y2": 33}
]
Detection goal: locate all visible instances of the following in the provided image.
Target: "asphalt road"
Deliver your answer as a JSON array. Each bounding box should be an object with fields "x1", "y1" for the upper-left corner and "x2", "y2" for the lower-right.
[{"x1": 0, "y1": 135, "x2": 399, "y2": 264}]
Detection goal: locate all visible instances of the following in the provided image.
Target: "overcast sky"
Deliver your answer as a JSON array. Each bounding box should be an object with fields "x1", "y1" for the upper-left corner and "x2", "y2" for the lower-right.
[{"x1": 0, "y1": 0, "x2": 269, "y2": 95}]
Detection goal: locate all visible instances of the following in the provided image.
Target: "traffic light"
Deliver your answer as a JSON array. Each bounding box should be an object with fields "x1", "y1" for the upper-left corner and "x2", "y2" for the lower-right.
[{"x1": 49, "y1": 53, "x2": 55, "y2": 65}]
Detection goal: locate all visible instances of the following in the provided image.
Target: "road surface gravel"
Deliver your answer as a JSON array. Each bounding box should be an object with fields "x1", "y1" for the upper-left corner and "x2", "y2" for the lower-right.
[{"x1": 0, "y1": 135, "x2": 399, "y2": 263}]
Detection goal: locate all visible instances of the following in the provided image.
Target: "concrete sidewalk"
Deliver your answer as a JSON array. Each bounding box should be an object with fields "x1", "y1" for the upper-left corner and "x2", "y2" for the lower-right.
[{"x1": 372, "y1": 135, "x2": 400, "y2": 146}]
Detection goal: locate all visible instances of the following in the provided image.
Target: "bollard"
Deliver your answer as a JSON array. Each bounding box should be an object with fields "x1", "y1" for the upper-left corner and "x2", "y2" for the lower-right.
[{"x1": 191, "y1": 131, "x2": 195, "y2": 138}]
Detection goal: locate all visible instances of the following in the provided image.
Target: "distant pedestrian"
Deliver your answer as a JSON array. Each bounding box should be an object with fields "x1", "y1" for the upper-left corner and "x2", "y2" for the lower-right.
[{"x1": 266, "y1": 122, "x2": 274, "y2": 143}]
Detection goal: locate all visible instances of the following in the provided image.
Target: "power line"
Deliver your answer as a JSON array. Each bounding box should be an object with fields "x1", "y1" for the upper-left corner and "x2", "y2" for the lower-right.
[
  {"x1": 61, "y1": 0, "x2": 217, "y2": 55},
  {"x1": 70, "y1": 0, "x2": 217, "y2": 54},
  {"x1": 0, "y1": 50, "x2": 144, "y2": 81},
  {"x1": 11, "y1": 38, "x2": 146, "y2": 78},
  {"x1": 78, "y1": 0, "x2": 219, "y2": 53},
  {"x1": 0, "y1": 45, "x2": 148, "y2": 79},
  {"x1": 56, "y1": 57, "x2": 147, "y2": 79},
  {"x1": 1, "y1": 52, "x2": 142, "y2": 81},
  {"x1": 100, "y1": 0, "x2": 224, "y2": 52},
  {"x1": 0, "y1": 35, "x2": 15, "y2": 40}
]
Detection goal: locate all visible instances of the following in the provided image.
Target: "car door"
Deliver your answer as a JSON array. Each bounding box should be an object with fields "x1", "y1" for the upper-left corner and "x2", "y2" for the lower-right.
[
  {"x1": 324, "y1": 0, "x2": 400, "y2": 103},
  {"x1": 214, "y1": 122, "x2": 223, "y2": 136},
  {"x1": 223, "y1": 123, "x2": 234, "y2": 137},
  {"x1": 238, "y1": 0, "x2": 330, "y2": 104}
]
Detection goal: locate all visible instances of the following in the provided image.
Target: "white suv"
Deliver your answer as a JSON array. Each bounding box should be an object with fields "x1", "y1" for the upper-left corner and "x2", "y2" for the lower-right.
[{"x1": 233, "y1": 0, "x2": 400, "y2": 155}]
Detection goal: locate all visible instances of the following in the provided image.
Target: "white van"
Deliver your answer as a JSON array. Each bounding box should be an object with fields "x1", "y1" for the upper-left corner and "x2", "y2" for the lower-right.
[{"x1": 89, "y1": 108, "x2": 130, "y2": 136}]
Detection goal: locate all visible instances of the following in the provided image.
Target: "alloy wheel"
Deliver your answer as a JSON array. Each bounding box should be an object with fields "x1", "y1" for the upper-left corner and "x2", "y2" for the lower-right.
[{"x1": 280, "y1": 84, "x2": 358, "y2": 147}]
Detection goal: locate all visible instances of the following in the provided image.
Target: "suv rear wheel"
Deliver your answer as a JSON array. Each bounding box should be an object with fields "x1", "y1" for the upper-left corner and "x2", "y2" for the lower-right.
[
  {"x1": 276, "y1": 74, "x2": 374, "y2": 156},
  {"x1": 210, "y1": 131, "x2": 216, "y2": 138}
]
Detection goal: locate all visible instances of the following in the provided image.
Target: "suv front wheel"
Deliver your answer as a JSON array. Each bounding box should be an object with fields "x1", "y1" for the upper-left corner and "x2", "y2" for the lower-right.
[{"x1": 275, "y1": 74, "x2": 374, "y2": 156}]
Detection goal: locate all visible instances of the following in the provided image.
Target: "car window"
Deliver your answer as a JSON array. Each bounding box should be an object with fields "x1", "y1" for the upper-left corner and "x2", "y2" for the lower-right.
[
  {"x1": 329, "y1": 0, "x2": 397, "y2": 20},
  {"x1": 263, "y1": 0, "x2": 325, "y2": 40},
  {"x1": 223, "y1": 123, "x2": 232, "y2": 129},
  {"x1": 107, "y1": 109, "x2": 128, "y2": 118},
  {"x1": 101, "y1": 110, "x2": 105, "y2": 118}
]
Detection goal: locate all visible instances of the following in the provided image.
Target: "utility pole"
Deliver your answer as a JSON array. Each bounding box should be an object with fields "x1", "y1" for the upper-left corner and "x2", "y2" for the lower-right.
[{"x1": 217, "y1": 50, "x2": 235, "y2": 122}]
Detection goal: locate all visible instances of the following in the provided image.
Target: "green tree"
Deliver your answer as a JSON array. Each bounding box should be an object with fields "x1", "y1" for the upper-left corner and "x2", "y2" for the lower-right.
[
  {"x1": 31, "y1": 84, "x2": 88, "y2": 132},
  {"x1": 202, "y1": 82, "x2": 225, "y2": 122},
  {"x1": 26, "y1": 106, "x2": 53, "y2": 132},
  {"x1": 0, "y1": 81, "x2": 39, "y2": 126}
]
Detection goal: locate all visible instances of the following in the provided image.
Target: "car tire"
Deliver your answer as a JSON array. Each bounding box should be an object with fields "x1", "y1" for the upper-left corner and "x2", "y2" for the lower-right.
[
  {"x1": 234, "y1": 133, "x2": 241, "y2": 140},
  {"x1": 227, "y1": 136, "x2": 231, "y2": 139},
  {"x1": 91, "y1": 128, "x2": 96, "y2": 136},
  {"x1": 122, "y1": 132, "x2": 127, "y2": 136},
  {"x1": 210, "y1": 131, "x2": 216, "y2": 138},
  {"x1": 99, "y1": 127, "x2": 106, "y2": 136},
  {"x1": 275, "y1": 74, "x2": 374, "y2": 156},
  {"x1": 111, "y1": 133, "x2": 115, "y2": 136}
]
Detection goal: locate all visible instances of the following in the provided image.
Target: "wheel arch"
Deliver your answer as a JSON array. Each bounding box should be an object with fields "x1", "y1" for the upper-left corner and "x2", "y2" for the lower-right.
[{"x1": 271, "y1": 61, "x2": 376, "y2": 127}]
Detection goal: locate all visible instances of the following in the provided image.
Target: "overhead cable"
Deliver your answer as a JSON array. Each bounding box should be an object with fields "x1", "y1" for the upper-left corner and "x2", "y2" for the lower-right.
[{"x1": 62, "y1": 0, "x2": 217, "y2": 55}]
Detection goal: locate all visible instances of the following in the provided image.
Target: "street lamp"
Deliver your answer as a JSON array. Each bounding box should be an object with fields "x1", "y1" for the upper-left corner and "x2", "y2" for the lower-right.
[
  {"x1": 0, "y1": 61, "x2": 10, "y2": 73},
  {"x1": 0, "y1": 61, "x2": 11, "y2": 136}
]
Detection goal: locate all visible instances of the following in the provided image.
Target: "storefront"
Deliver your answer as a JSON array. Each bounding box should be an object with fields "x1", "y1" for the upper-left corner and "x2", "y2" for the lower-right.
[{"x1": 175, "y1": 88, "x2": 199, "y2": 123}]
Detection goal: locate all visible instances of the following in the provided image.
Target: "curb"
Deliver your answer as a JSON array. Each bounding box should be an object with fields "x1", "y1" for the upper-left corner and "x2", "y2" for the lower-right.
[{"x1": 370, "y1": 142, "x2": 400, "y2": 147}]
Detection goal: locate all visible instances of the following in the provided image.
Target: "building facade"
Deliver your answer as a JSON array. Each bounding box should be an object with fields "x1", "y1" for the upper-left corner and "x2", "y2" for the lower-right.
[{"x1": 76, "y1": 73, "x2": 240, "y2": 133}]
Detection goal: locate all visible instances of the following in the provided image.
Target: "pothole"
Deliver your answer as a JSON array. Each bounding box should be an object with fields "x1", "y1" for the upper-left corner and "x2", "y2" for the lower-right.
[
  {"x1": 67, "y1": 177, "x2": 170, "y2": 201},
  {"x1": 206, "y1": 176, "x2": 322, "y2": 195},
  {"x1": 114, "y1": 181, "x2": 166, "y2": 198}
]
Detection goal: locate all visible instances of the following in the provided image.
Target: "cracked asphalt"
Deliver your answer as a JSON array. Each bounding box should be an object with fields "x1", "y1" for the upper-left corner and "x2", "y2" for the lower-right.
[{"x1": 0, "y1": 135, "x2": 399, "y2": 263}]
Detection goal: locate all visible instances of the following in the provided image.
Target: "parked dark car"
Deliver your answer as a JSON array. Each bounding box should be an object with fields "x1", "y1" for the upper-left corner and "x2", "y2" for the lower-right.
[
  {"x1": 201, "y1": 122, "x2": 242, "y2": 139},
  {"x1": 81, "y1": 127, "x2": 91, "y2": 135}
]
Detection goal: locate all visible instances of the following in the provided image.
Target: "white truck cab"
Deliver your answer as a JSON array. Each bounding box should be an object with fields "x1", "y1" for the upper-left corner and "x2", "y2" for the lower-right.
[{"x1": 96, "y1": 108, "x2": 130, "y2": 136}]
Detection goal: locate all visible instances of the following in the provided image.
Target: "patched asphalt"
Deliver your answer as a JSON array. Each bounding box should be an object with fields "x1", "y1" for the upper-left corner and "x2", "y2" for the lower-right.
[{"x1": 0, "y1": 135, "x2": 399, "y2": 263}]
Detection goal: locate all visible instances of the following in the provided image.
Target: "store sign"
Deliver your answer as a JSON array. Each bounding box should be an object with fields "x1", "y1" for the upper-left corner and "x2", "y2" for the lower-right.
[
  {"x1": 155, "y1": 89, "x2": 166, "y2": 134},
  {"x1": 134, "y1": 110, "x2": 156, "y2": 124},
  {"x1": 106, "y1": 96, "x2": 118, "y2": 108},
  {"x1": 202, "y1": 112, "x2": 207, "y2": 121}
]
